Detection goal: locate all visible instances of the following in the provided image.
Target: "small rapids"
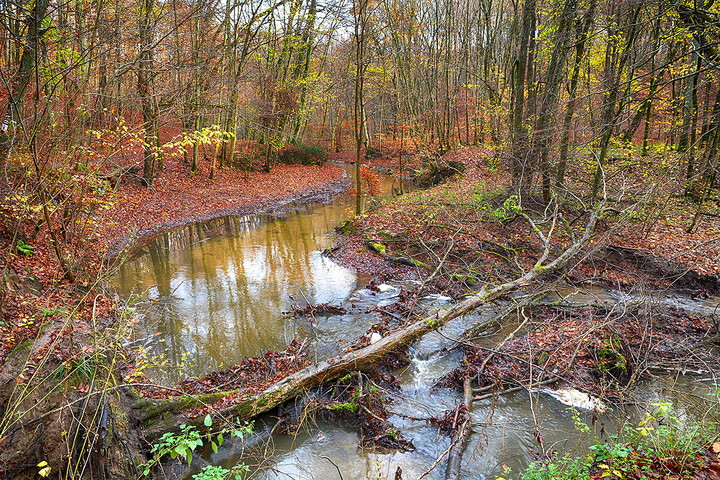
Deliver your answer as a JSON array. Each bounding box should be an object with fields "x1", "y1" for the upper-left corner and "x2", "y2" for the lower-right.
[{"x1": 112, "y1": 164, "x2": 720, "y2": 479}]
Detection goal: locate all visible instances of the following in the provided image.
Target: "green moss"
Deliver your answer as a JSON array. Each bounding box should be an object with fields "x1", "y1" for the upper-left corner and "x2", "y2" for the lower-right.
[
  {"x1": 450, "y1": 273, "x2": 479, "y2": 286},
  {"x1": 339, "y1": 218, "x2": 357, "y2": 234},
  {"x1": 426, "y1": 317, "x2": 441, "y2": 329},
  {"x1": 140, "y1": 391, "x2": 235, "y2": 421},
  {"x1": 111, "y1": 404, "x2": 130, "y2": 434},
  {"x1": 327, "y1": 402, "x2": 359, "y2": 413},
  {"x1": 407, "y1": 258, "x2": 428, "y2": 268},
  {"x1": 368, "y1": 241, "x2": 386, "y2": 255},
  {"x1": 597, "y1": 336, "x2": 627, "y2": 373}
]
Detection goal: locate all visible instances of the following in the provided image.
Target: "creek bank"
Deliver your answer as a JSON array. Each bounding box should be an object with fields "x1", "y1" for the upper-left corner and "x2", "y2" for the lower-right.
[
  {"x1": 5, "y1": 143, "x2": 718, "y2": 479},
  {"x1": 119, "y1": 147, "x2": 718, "y2": 478},
  {"x1": 103, "y1": 163, "x2": 348, "y2": 260},
  {"x1": 0, "y1": 160, "x2": 347, "y2": 479},
  {"x1": 314, "y1": 148, "x2": 720, "y2": 478},
  {"x1": 125, "y1": 147, "x2": 719, "y2": 477}
]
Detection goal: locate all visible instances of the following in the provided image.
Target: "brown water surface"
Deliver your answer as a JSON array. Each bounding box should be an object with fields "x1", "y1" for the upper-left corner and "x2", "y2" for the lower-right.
[{"x1": 113, "y1": 164, "x2": 393, "y2": 382}]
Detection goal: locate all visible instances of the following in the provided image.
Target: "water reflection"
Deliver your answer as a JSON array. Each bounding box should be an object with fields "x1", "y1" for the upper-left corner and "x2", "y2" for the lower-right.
[{"x1": 113, "y1": 165, "x2": 395, "y2": 383}]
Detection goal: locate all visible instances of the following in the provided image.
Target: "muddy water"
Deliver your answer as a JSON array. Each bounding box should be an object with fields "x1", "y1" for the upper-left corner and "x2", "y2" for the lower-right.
[
  {"x1": 112, "y1": 164, "x2": 396, "y2": 382},
  {"x1": 113, "y1": 166, "x2": 720, "y2": 479}
]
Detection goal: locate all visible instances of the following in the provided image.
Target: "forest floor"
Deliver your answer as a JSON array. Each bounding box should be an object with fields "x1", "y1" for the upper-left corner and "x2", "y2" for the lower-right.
[
  {"x1": 333, "y1": 144, "x2": 720, "y2": 287},
  {"x1": 1, "y1": 141, "x2": 720, "y2": 479}
]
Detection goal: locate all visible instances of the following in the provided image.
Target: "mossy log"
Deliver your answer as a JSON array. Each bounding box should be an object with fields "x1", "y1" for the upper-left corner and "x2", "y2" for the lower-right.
[
  {"x1": 142, "y1": 207, "x2": 603, "y2": 439},
  {"x1": 365, "y1": 240, "x2": 429, "y2": 268},
  {"x1": 138, "y1": 390, "x2": 236, "y2": 424}
]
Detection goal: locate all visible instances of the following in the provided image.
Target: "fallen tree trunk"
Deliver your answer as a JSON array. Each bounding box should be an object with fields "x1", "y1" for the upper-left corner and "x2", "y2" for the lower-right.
[{"x1": 142, "y1": 205, "x2": 604, "y2": 439}]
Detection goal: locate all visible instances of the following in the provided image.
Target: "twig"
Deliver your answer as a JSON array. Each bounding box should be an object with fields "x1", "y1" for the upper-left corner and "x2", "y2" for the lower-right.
[
  {"x1": 320, "y1": 455, "x2": 344, "y2": 480},
  {"x1": 445, "y1": 376, "x2": 474, "y2": 479},
  {"x1": 418, "y1": 434, "x2": 457, "y2": 479},
  {"x1": 359, "y1": 404, "x2": 386, "y2": 423}
]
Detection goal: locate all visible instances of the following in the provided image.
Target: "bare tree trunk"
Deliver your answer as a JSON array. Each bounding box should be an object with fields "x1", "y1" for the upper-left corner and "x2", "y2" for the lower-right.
[
  {"x1": 556, "y1": 0, "x2": 596, "y2": 187},
  {"x1": 292, "y1": 0, "x2": 317, "y2": 139},
  {"x1": 1, "y1": 0, "x2": 51, "y2": 138},
  {"x1": 529, "y1": 0, "x2": 578, "y2": 202},
  {"x1": 353, "y1": 0, "x2": 369, "y2": 215},
  {"x1": 138, "y1": 0, "x2": 158, "y2": 185},
  {"x1": 591, "y1": 3, "x2": 641, "y2": 200},
  {"x1": 510, "y1": 0, "x2": 535, "y2": 196}
]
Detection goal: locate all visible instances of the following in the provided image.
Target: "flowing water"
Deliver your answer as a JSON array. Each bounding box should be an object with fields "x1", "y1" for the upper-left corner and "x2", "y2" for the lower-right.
[{"x1": 113, "y1": 165, "x2": 720, "y2": 479}]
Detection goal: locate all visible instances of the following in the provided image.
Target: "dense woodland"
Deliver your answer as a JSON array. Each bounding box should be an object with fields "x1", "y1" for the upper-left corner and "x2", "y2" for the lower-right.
[
  {"x1": 2, "y1": 0, "x2": 720, "y2": 478},
  {"x1": 2, "y1": 0, "x2": 719, "y2": 191}
]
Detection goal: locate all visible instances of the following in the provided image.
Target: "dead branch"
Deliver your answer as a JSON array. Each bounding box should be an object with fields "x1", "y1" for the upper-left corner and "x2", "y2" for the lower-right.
[
  {"x1": 444, "y1": 376, "x2": 473, "y2": 480},
  {"x1": 141, "y1": 202, "x2": 606, "y2": 439}
]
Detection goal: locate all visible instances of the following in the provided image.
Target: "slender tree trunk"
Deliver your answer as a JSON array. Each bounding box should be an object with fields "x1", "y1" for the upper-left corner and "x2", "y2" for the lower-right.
[
  {"x1": 292, "y1": 0, "x2": 317, "y2": 139},
  {"x1": 530, "y1": 0, "x2": 578, "y2": 202},
  {"x1": 1, "y1": 0, "x2": 51, "y2": 138},
  {"x1": 510, "y1": 0, "x2": 535, "y2": 196},
  {"x1": 138, "y1": 0, "x2": 158, "y2": 185},
  {"x1": 591, "y1": 3, "x2": 641, "y2": 200},
  {"x1": 353, "y1": 0, "x2": 368, "y2": 215},
  {"x1": 557, "y1": 0, "x2": 596, "y2": 187}
]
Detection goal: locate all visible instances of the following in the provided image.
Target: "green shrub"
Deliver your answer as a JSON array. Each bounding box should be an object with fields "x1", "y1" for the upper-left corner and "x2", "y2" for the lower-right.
[
  {"x1": 277, "y1": 143, "x2": 328, "y2": 166},
  {"x1": 514, "y1": 454, "x2": 591, "y2": 480}
]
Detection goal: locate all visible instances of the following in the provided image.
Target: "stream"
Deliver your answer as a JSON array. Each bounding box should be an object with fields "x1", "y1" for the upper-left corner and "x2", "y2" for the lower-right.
[{"x1": 113, "y1": 164, "x2": 720, "y2": 479}]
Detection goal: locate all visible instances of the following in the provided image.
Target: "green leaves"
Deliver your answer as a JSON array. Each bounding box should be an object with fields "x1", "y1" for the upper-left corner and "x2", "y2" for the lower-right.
[
  {"x1": 150, "y1": 424, "x2": 203, "y2": 469},
  {"x1": 16, "y1": 239, "x2": 35, "y2": 257},
  {"x1": 142, "y1": 419, "x2": 254, "y2": 478}
]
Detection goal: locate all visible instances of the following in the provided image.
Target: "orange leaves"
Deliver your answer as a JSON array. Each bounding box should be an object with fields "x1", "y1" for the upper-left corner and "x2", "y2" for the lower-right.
[{"x1": 360, "y1": 165, "x2": 381, "y2": 197}]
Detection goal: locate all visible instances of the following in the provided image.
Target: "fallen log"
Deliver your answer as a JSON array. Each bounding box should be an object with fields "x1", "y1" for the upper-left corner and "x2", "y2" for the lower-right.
[
  {"x1": 142, "y1": 205, "x2": 605, "y2": 439},
  {"x1": 366, "y1": 240, "x2": 429, "y2": 268}
]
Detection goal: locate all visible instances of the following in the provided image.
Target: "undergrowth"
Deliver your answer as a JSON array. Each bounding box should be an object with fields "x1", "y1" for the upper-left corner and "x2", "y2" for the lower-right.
[{"x1": 498, "y1": 401, "x2": 720, "y2": 480}]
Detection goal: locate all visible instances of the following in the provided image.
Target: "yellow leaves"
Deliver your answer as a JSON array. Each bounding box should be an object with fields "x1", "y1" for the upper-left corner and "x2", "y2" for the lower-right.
[
  {"x1": 598, "y1": 464, "x2": 623, "y2": 478},
  {"x1": 37, "y1": 461, "x2": 51, "y2": 477}
]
